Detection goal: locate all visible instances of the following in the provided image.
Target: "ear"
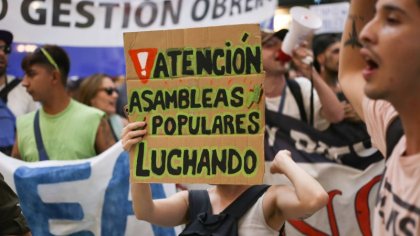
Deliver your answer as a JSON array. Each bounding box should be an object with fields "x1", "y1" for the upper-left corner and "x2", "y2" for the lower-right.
[
  {"x1": 51, "y1": 70, "x2": 62, "y2": 85},
  {"x1": 317, "y1": 54, "x2": 326, "y2": 65}
]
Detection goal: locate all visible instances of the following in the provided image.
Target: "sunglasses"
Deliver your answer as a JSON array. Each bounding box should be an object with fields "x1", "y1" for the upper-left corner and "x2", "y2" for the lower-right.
[
  {"x1": 0, "y1": 45, "x2": 11, "y2": 54},
  {"x1": 99, "y1": 87, "x2": 118, "y2": 95}
]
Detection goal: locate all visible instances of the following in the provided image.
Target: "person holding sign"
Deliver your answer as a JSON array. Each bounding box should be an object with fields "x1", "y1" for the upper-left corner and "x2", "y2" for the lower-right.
[
  {"x1": 339, "y1": 0, "x2": 420, "y2": 234},
  {"x1": 11, "y1": 45, "x2": 115, "y2": 161},
  {"x1": 122, "y1": 121, "x2": 329, "y2": 235}
]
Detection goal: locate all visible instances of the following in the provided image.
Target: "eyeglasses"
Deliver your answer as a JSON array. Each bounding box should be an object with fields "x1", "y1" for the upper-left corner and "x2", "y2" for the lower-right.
[
  {"x1": 0, "y1": 45, "x2": 11, "y2": 54},
  {"x1": 40, "y1": 48, "x2": 59, "y2": 70},
  {"x1": 99, "y1": 87, "x2": 118, "y2": 96}
]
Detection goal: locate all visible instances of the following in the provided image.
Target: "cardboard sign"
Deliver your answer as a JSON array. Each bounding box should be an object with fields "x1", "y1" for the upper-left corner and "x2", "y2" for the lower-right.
[{"x1": 124, "y1": 24, "x2": 265, "y2": 184}]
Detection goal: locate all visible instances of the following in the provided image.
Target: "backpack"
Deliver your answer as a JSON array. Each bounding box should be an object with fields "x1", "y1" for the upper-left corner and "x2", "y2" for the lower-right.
[
  {"x1": 0, "y1": 99, "x2": 16, "y2": 156},
  {"x1": 180, "y1": 185, "x2": 270, "y2": 236},
  {"x1": 0, "y1": 78, "x2": 21, "y2": 103},
  {"x1": 385, "y1": 116, "x2": 403, "y2": 159},
  {"x1": 0, "y1": 78, "x2": 20, "y2": 156}
]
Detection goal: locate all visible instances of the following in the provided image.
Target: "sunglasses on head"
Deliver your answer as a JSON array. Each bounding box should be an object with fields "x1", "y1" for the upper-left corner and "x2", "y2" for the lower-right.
[
  {"x1": 0, "y1": 44, "x2": 11, "y2": 54},
  {"x1": 99, "y1": 87, "x2": 118, "y2": 95}
]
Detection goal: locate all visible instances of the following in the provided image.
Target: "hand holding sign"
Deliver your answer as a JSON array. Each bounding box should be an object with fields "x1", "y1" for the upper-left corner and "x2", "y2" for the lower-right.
[{"x1": 121, "y1": 121, "x2": 147, "y2": 151}]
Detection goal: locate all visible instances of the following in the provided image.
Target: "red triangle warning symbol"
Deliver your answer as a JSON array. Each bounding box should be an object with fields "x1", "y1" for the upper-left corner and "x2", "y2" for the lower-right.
[{"x1": 129, "y1": 48, "x2": 158, "y2": 83}]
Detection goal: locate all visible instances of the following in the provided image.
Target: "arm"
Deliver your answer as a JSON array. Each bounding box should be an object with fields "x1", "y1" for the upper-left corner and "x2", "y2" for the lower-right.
[
  {"x1": 263, "y1": 150, "x2": 329, "y2": 229},
  {"x1": 122, "y1": 122, "x2": 189, "y2": 227},
  {"x1": 311, "y1": 68, "x2": 344, "y2": 123},
  {"x1": 131, "y1": 183, "x2": 189, "y2": 226},
  {"x1": 94, "y1": 118, "x2": 116, "y2": 154},
  {"x1": 338, "y1": 0, "x2": 376, "y2": 120},
  {"x1": 293, "y1": 44, "x2": 344, "y2": 123}
]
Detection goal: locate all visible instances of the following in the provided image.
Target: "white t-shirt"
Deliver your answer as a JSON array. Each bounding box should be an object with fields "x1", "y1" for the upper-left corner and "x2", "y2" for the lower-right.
[
  {"x1": 0, "y1": 76, "x2": 38, "y2": 117},
  {"x1": 265, "y1": 77, "x2": 330, "y2": 131},
  {"x1": 238, "y1": 194, "x2": 280, "y2": 236},
  {"x1": 363, "y1": 98, "x2": 420, "y2": 236}
]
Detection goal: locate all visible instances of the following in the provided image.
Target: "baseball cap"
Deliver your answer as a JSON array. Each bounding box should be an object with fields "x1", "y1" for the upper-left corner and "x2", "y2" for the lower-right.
[
  {"x1": 261, "y1": 29, "x2": 289, "y2": 45},
  {"x1": 0, "y1": 30, "x2": 13, "y2": 45}
]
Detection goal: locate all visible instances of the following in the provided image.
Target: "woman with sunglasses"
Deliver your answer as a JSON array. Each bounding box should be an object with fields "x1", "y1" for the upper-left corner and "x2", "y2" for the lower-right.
[{"x1": 77, "y1": 73, "x2": 128, "y2": 141}]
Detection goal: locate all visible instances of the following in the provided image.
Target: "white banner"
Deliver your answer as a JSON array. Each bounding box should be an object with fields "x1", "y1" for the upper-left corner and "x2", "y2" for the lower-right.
[
  {"x1": 0, "y1": 142, "x2": 179, "y2": 236},
  {"x1": 0, "y1": 0, "x2": 277, "y2": 47},
  {"x1": 309, "y1": 2, "x2": 349, "y2": 35},
  {"x1": 0, "y1": 141, "x2": 384, "y2": 235},
  {"x1": 265, "y1": 161, "x2": 384, "y2": 236}
]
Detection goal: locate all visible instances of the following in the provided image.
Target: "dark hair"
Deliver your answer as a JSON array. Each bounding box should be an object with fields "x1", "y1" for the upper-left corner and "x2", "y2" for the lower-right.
[
  {"x1": 312, "y1": 33, "x2": 341, "y2": 72},
  {"x1": 21, "y1": 45, "x2": 70, "y2": 86}
]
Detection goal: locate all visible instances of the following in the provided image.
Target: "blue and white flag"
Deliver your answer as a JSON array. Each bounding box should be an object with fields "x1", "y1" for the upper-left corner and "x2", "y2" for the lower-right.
[{"x1": 0, "y1": 142, "x2": 178, "y2": 236}]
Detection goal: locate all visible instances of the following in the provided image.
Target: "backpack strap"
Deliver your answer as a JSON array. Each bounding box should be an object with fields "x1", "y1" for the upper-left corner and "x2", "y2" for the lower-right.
[
  {"x1": 187, "y1": 190, "x2": 212, "y2": 221},
  {"x1": 385, "y1": 116, "x2": 404, "y2": 159},
  {"x1": 0, "y1": 78, "x2": 21, "y2": 103},
  {"x1": 34, "y1": 110, "x2": 50, "y2": 161},
  {"x1": 107, "y1": 118, "x2": 119, "y2": 142},
  {"x1": 222, "y1": 185, "x2": 270, "y2": 219},
  {"x1": 285, "y1": 79, "x2": 308, "y2": 124}
]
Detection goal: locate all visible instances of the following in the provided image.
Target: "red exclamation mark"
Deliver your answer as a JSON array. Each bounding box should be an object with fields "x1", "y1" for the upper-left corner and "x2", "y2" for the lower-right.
[
  {"x1": 129, "y1": 48, "x2": 158, "y2": 83},
  {"x1": 137, "y1": 52, "x2": 148, "y2": 77}
]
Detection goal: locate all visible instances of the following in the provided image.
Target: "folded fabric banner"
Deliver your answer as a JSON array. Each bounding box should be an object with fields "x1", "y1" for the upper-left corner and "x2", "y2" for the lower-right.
[
  {"x1": 0, "y1": 142, "x2": 178, "y2": 236},
  {"x1": 264, "y1": 107, "x2": 385, "y2": 235}
]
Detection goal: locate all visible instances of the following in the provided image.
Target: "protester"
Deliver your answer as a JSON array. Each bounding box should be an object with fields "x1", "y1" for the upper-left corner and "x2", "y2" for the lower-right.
[
  {"x1": 0, "y1": 30, "x2": 38, "y2": 155},
  {"x1": 77, "y1": 73, "x2": 128, "y2": 140},
  {"x1": 312, "y1": 33, "x2": 341, "y2": 93},
  {"x1": 0, "y1": 30, "x2": 38, "y2": 117},
  {"x1": 339, "y1": 0, "x2": 420, "y2": 234},
  {"x1": 122, "y1": 121, "x2": 329, "y2": 235},
  {"x1": 263, "y1": 30, "x2": 344, "y2": 131},
  {"x1": 262, "y1": 29, "x2": 344, "y2": 147},
  {"x1": 312, "y1": 33, "x2": 361, "y2": 122},
  {"x1": 11, "y1": 45, "x2": 115, "y2": 161}
]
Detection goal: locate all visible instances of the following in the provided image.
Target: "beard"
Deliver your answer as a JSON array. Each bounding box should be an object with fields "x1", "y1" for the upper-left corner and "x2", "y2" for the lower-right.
[{"x1": 0, "y1": 67, "x2": 6, "y2": 77}]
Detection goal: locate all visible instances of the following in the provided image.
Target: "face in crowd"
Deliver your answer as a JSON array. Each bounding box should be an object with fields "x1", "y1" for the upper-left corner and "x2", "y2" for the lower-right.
[
  {"x1": 320, "y1": 42, "x2": 340, "y2": 74},
  {"x1": 21, "y1": 45, "x2": 70, "y2": 103},
  {"x1": 78, "y1": 74, "x2": 119, "y2": 116},
  {"x1": 90, "y1": 76, "x2": 118, "y2": 116},
  {"x1": 262, "y1": 34, "x2": 287, "y2": 75},
  {"x1": 359, "y1": 0, "x2": 420, "y2": 102},
  {"x1": 0, "y1": 39, "x2": 10, "y2": 77}
]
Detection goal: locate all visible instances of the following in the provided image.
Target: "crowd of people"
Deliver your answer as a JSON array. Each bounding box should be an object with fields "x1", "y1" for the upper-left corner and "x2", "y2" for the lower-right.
[{"x1": 1, "y1": 0, "x2": 419, "y2": 234}]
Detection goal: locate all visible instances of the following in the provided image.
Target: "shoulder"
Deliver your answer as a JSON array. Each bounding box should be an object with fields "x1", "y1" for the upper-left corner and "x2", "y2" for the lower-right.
[
  {"x1": 288, "y1": 77, "x2": 317, "y2": 98},
  {"x1": 362, "y1": 98, "x2": 399, "y2": 155},
  {"x1": 71, "y1": 100, "x2": 105, "y2": 118},
  {"x1": 293, "y1": 77, "x2": 311, "y2": 88},
  {"x1": 17, "y1": 111, "x2": 36, "y2": 126}
]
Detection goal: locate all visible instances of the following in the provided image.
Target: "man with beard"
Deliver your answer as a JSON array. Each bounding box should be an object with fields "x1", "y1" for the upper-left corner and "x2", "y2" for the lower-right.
[
  {"x1": 0, "y1": 30, "x2": 37, "y2": 155},
  {"x1": 0, "y1": 30, "x2": 37, "y2": 117},
  {"x1": 313, "y1": 33, "x2": 360, "y2": 122}
]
